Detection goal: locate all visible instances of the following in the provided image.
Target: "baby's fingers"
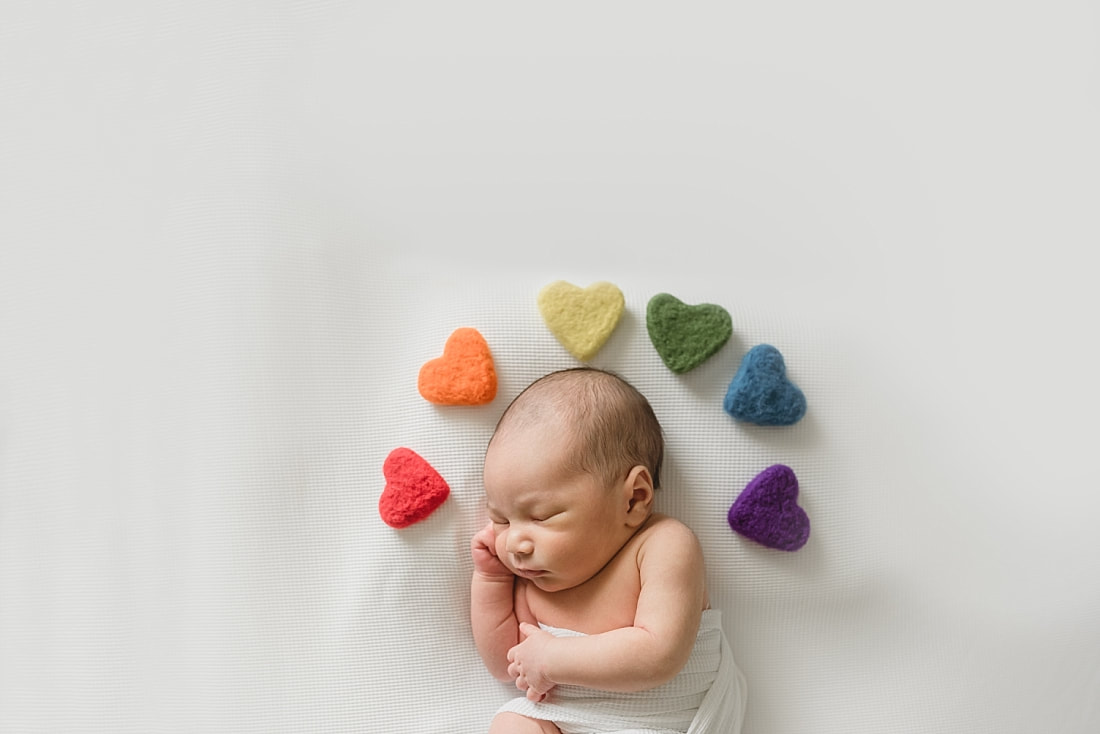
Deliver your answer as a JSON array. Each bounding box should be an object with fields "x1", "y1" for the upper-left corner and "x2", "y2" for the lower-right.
[
  {"x1": 515, "y1": 675, "x2": 545, "y2": 702},
  {"x1": 470, "y1": 524, "x2": 495, "y2": 553}
]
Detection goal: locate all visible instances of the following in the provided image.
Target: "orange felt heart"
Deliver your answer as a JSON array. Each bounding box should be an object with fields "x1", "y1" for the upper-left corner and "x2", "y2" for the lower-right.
[
  {"x1": 418, "y1": 327, "x2": 497, "y2": 406},
  {"x1": 379, "y1": 447, "x2": 450, "y2": 528}
]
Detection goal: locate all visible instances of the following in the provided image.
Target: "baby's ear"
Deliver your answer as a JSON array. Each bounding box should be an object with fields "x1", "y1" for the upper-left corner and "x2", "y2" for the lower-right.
[{"x1": 623, "y1": 465, "x2": 655, "y2": 526}]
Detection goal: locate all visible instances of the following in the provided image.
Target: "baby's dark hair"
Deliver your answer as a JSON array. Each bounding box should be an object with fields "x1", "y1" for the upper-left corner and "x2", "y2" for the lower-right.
[{"x1": 490, "y1": 368, "x2": 664, "y2": 490}]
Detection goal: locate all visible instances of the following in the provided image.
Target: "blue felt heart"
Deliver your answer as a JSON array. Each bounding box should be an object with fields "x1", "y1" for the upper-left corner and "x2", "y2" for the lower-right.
[
  {"x1": 723, "y1": 344, "x2": 806, "y2": 426},
  {"x1": 728, "y1": 464, "x2": 810, "y2": 551}
]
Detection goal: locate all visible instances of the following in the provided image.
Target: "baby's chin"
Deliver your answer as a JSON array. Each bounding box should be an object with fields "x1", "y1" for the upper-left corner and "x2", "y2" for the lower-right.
[{"x1": 515, "y1": 572, "x2": 581, "y2": 594}]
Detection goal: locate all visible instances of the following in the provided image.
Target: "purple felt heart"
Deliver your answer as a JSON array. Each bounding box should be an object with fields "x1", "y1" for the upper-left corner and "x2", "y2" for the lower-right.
[{"x1": 728, "y1": 464, "x2": 810, "y2": 551}]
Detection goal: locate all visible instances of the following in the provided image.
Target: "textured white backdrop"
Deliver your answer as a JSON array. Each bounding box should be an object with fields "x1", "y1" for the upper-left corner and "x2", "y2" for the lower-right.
[{"x1": 2, "y1": 2, "x2": 1099, "y2": 733}]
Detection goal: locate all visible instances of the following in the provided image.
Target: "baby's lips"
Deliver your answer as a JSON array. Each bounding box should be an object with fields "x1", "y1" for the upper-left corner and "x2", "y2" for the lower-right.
[{"x1": 513, "y1": 567, "x2": 547, "y2": 580}]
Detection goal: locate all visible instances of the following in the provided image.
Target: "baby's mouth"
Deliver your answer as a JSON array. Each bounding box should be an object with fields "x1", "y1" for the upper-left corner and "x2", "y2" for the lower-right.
[{"x1": 513, "y1": 566, "x2": 546, "y2": 579}]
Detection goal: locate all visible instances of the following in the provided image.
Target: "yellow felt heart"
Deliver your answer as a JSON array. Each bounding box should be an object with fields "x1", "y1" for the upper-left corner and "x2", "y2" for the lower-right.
[{"x1": 537, "y1": 281, "x2": 625, "y2": 361}]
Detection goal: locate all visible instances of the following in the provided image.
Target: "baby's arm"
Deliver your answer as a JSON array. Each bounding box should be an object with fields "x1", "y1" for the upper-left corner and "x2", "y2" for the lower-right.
[
  {"x1": 507, "y1": 518, "x2": 707, "y2": 697},
  {"x1": 470, "y1": 522, "x2": 523, "y2": 682}
]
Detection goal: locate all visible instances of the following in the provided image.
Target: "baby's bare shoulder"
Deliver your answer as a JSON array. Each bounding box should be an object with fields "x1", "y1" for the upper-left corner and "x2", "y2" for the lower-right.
[
  {"x1": 634, "y1": 514, "x2": 709, "y2": 612},
  {"x1": 635, "y1": 514, "x2": 704, "y2": 560}
]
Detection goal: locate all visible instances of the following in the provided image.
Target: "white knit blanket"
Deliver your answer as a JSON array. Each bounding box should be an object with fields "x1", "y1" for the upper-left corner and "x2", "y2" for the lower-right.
[{"x1": 497, "y1": 610, "x2": 747, "y2": 734}]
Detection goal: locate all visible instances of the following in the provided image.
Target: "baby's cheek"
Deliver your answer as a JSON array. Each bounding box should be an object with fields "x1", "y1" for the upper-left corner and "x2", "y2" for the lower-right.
[{"x1": 494, "y1": 534, "x2": 511, "y2": 565}]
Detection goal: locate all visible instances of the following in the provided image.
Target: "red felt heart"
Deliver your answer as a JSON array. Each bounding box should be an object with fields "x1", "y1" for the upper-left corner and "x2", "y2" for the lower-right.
[{"x1": 379, "y1": 447, "x2": 450, "y2": 528}]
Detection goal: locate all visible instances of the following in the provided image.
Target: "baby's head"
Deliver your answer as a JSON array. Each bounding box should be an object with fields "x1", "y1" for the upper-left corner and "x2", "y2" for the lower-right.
[
  {"x1": 482, "y1": 368, "x2": 665, "y2": 591},
  {"x1": 489, "y1": 368, "x2": 664, "y2": 491}
]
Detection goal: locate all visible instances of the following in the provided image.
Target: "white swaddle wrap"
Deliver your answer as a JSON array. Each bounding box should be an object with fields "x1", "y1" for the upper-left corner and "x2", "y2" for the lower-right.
[{"x1": 497, "y1": 609, "x2": 746, "y2": 734}]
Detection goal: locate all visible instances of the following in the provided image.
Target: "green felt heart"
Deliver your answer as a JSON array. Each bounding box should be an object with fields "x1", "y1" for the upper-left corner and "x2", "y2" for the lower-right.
[{"x1": 646, "y1": 293, "x2": 733, "y2": 373}]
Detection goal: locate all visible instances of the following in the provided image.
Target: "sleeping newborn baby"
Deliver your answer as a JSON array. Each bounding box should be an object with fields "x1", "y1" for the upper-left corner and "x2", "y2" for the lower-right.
[{"x1": 470, "y1": 367, "x2": 746, "y2": 734}]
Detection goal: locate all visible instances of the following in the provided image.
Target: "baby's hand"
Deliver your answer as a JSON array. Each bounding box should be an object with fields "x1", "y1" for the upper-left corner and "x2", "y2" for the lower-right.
[
  {"x1": 507, "y1": 622, "x2": 557, "y2": 702},
  {"x1": 471, "y1": 522, "x2": 512, "y2": 580}
]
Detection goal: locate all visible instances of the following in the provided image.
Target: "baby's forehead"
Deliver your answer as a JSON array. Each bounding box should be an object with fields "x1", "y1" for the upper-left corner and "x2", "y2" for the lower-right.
[
  {"x1": 490, "y1": 372, "x2": 610, "y2": 453},
  {"x1": 495, "y1": 393, "x2": 572, "y2": 438},
  {"x1": 489, "y1": 412, "x2": 573, "y2": 457}
]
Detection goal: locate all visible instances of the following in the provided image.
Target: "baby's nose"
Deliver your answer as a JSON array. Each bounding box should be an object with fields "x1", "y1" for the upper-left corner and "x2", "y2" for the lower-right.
[{"x1": 506, "y1": 532, "x2": 534, "y2": 556}]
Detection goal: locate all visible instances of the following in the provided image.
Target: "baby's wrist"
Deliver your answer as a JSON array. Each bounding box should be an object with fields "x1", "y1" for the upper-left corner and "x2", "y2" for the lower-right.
[{"x1": 473, "y1": 568, "x2": 515, "y2": 583}]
